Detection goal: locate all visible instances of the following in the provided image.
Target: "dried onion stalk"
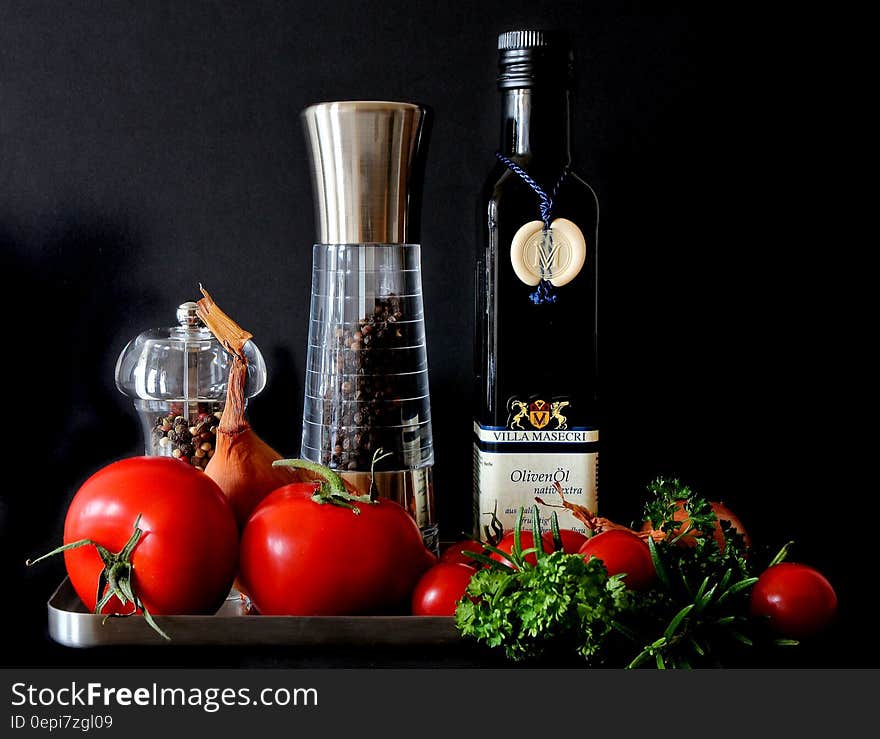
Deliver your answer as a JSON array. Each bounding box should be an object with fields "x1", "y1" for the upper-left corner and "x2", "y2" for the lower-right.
[{"x1": 196, "y1": 286, "x2": 297, "y2": 528}]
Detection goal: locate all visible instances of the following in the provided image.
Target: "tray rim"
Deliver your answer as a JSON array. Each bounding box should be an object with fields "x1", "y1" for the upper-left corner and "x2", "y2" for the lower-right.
[{"x1": 48, "y1": 578, "x2": 460, "y2": 648}]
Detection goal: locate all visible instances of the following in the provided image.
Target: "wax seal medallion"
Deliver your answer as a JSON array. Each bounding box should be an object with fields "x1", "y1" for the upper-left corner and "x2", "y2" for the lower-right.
[{"x1": 510, "y1": 218, "x2": 586, "y2": 287}]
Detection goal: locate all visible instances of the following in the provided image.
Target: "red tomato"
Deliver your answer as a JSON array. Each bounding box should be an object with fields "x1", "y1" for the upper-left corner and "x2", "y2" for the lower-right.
[
  {"x1": 411, "y1": 563, "x2": 475, "y2": 616},
  {"x1": 440, "y1": 540, "x2": 484, "y2": 566},
  {"x1": 63, "y1": 457, "x2": 239, "y2": 615},
  {"x1": 578, "y1": 530, "x2": 656, "y2": 591},
  {"x1": 554, "y1": 528, "x2": 589, "y2": 553},
  {"x1": 490, "y1": 531, "x2": 555, "y2": 568},
  {"x1": 239, "y1": 484, "x2": 437, "y2": 615},
  {"x1": 750, "y1": 563, "x2": 837, "y2": 639}
]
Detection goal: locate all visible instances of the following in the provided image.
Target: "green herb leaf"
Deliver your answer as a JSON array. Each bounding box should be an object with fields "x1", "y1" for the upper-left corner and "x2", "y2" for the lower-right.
[
  {"x1": 550, "y1": 511, "x2": 563, "y2": 552},
  {"x1": 530, "y1": 505, "x2": 545, "y2": 562},
  {"x1": 768, "y1": 542, "x2": 793, "y2": 568},
  {"x1": 647, "y1": 535, "x2": 671, "y2": 590},
  {"x1": 462, "y1": 550, "x2": 513, "y2": 570},
  {"x1": 717, "y1": 576, "x2": 759, "y2": 605},
  {"x1": 456, "y1": 550, "x2": 628, "y2": 663},
  {"x1": 512, "y1": 507, "x2": 524, "y2": 564},
  {"x1": 664, "y1": 603, "x2": 695, "y2": 639}
]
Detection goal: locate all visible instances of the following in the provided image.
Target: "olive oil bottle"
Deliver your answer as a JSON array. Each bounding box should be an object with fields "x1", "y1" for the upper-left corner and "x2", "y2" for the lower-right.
[{"x1": 474, "y1": 30, "x2": 599, "y2": 537}]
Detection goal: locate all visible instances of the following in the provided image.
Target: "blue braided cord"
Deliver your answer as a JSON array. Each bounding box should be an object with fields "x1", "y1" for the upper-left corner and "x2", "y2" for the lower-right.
[
  {"x1": 549, "y1": 167, "x2": 569, "y2": 211},
  {"x1": 529, "y1": 280, "x2": 558, "y2": 304},
  {"x1": 495, "y1": 153, "x2": 570, "y2": 305},
  {"x1": 496, "y1": 153, "x2": 570, "y2": 228},
  {"x1": 496, "y1": 153, "x2": 550, "y2": 226}
]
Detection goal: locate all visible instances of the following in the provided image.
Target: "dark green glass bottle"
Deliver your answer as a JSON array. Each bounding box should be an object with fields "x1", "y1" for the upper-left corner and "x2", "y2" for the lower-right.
[{"x1": 473, "y1": 30, "x2": 600, "y2": 538}]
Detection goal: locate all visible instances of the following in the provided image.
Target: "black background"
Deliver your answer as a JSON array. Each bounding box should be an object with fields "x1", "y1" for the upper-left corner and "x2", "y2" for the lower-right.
[{"x1": 1, "y1": 1, "x2": 870, "y2": 667}]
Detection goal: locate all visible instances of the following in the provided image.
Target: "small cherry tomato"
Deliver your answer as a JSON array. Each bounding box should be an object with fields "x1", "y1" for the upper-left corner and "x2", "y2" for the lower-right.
[
  {"x1": 490, "y1": 531, "x2": 555, "y2": 568},
  {"x1": 750, "y1": 563, "x2": 837, "y2": 639},
  {"x1": 411, "y1": 563, "x2": 476, "y2": 616},
  {"x1": 578, "y1": 530, "x2": 656, "y2": 591},
  {"x1": 554, "y1": 528, "x2": 589, "y2": 553},
  {"x1": 440, "y1": 540, "x2": 484, "y2": 566}
]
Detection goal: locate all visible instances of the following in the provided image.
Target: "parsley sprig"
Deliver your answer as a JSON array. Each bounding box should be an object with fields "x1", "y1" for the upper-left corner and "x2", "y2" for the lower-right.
[{"x1": 456, "y1": 506, "x2": 631, "y2": 662}]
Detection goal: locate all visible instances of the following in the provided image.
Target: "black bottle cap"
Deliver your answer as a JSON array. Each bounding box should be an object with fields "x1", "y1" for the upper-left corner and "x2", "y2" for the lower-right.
[{"x1": 497, "y1": 29, "x2": 573, "y2": 89}]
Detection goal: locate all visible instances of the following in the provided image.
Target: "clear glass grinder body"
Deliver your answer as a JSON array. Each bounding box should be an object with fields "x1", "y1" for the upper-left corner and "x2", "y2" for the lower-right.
[{"x1": 301, "y1": 101, "x2": 437, "y2": 552}]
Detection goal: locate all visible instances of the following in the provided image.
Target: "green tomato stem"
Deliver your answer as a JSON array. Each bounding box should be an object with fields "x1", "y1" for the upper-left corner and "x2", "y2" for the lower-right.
[
  {"x1": 272, "y1": 458, "x2": 348, "y2": 494},
  {"x1": 26, "y1": 515, "x2": 170, "y2": 641},
  {"x1": 272, "y1": 458, "x2": 377, "y2": 513}
]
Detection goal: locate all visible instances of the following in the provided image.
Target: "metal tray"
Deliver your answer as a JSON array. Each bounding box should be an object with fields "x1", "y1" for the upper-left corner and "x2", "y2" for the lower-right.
[{"x1": 48, "y1": 579, "x2": 460, "y2": 648}]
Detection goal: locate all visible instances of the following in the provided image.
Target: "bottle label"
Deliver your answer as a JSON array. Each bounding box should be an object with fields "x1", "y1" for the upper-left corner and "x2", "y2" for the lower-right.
[
  {"x1": 473, "y1": 418, "x2": 598, "y2": 537},
  {"x1": 510, "y1": 218, "x2": 587, "y2": 287}
]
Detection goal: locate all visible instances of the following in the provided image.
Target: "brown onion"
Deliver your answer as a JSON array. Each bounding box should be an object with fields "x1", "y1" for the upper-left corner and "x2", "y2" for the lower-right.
[
  {"x1": 204, "y1": 358, "x2": 296, "y2": 528},
  {"x1": 538, "y1": 483, "x2": 749, "y2": 552},
  {"x1": 196, "y1": 288, "x2": 297, "y2": 528},
  {"x1": 640, "y1": 500, "x2": 751, "y2": 551}
]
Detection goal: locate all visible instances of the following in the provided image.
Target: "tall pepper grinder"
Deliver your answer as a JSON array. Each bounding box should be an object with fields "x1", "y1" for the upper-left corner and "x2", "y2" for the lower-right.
[{"x1": 301, "y1": 101, "x2": 437, "y2": 552}]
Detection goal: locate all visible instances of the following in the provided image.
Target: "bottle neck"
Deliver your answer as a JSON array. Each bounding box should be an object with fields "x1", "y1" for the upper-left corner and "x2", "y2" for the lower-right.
[{"x1": 499, "y1": 87, "x2": 571, "y2": 169}]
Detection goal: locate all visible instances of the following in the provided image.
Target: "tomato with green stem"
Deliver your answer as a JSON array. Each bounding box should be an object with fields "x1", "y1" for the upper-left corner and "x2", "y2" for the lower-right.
[
  {"x1": 240, "y1": 458, "x2": 436, "y2": 615},
  {"x1": 28, "y1": 457, "x2": 239, "y2": 638}
]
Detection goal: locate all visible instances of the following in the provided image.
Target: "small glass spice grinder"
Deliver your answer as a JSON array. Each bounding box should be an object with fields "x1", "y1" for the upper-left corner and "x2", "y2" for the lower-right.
[
  {"x1": 116, "y1": 301, "x2": 267, "y2": 468},
  {"x1": 301, "y1": 101, "x2": 437, "y2": 551}
]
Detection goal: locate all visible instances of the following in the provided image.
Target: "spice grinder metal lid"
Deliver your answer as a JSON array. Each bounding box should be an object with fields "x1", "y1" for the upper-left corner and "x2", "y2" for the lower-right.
[
  {"x1": 301, "y1": 101, "x2": 429, "y2": 244},
  {"x1": 176, "y1": 301, "x2": 205, "y2": 328}
]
